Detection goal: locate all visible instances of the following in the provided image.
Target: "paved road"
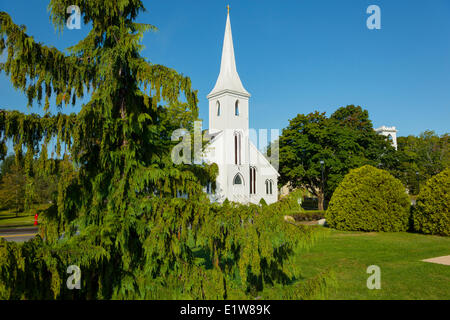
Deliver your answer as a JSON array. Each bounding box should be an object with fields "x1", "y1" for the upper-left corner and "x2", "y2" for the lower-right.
[{"x1": 0, "y1": 227, "x2": 38, "y2": 242}]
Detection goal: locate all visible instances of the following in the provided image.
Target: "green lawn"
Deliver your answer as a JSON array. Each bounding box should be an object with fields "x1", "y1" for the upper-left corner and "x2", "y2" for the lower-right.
[
  {"x1": 1, "y1": 205, "x2": 448, "y2": 299},
  {"x1": 297, "y1": 228, "x2": 450, "y2": 299},
  {"x1": 0, "y1": 204, "x2": 50, "y2": 228}
]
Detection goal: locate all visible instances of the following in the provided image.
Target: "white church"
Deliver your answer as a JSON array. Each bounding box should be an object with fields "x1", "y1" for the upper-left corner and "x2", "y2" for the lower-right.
[{"x1": 202, "y1": 9, "x2": 279, "y2": 205}]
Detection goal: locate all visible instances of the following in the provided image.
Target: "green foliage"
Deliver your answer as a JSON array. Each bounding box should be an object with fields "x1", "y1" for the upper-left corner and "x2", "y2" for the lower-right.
[
  {"x1": 278, "y1": 188, "x2": 305, "y2": 212},
  {"x1": 278, "y1": 105, "x2": 395, "y2": 210},
  {"x1": 0, "y1": 236, "x2": 66, "y2": 300},
  {"x1": 392, "y1": 131, "x2": 449, "y2": 195},
  {"x1": 326, "y1": 165, "x2": 410, "y2": 232},
  {"x1": 413, "y1": 168, "x2": 450, "y2": 236},
  {"x1": 0, "y1": 154, "x2": 17, "y2": 179},
  {"x1": 0, "y1": 155, "x2": 64, "y2": 211},
  {"x1": 291, "y1": 211, "x2": 326, "y2": 222},
  {"x1": 301, "y1": 198, "x2": 321, "y2": 210},
  {"x1": 0, "y1": 2, "x2": 330, "y2": 300},
  {"x1": 0, "y1": 162, "x2": 25, "y2": 212},
  {"x1": 1, "y1": 198, "x2": 328, "y2": 300}
]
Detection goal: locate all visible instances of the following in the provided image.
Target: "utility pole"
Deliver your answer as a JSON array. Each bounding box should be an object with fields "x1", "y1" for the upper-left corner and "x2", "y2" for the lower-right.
[
  {"x1": 416, "y1": 171, "x2": 420, "y2": 195},
  {"x1": 320, "y1": 160, "x2": 325, "y2": 210}
]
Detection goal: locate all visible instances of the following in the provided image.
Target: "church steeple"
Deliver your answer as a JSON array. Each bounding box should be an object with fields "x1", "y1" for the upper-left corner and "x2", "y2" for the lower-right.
[{"x1": 207, "y1": 7, "x2": 250, "y2": 98}]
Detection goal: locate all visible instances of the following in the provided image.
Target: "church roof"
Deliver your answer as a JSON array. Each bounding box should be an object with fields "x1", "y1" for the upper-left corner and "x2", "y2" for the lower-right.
[
  {"x1": 207, "y1": 10, "x2": 250, "y2": 99},
  {"x1": 375, "y1": 126, "x2": 397, "y2": 133},
  {"x1": 204, "y1": 132, "x2": 280, "y2": 177},
  {"x1": 203, "y1": 129, "x2": 223, "y2": 142}
]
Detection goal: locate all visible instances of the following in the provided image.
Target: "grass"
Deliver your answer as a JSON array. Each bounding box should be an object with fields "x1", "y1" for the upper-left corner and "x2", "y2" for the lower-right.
[
  {"x1": 1, "y1": 203, "x2": 448, "y2": 300},
  {"x1": 296, "y1": 227, "x2": 450, "y2": 299},
  {"x1": 0, "y1": 204, "x2": 50, "y2": 228}
]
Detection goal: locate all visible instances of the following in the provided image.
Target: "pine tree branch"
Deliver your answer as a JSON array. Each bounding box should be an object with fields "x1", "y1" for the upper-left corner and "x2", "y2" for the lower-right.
[{"x1": 0, "y1": 12, "x2": 90, "y2": 108}]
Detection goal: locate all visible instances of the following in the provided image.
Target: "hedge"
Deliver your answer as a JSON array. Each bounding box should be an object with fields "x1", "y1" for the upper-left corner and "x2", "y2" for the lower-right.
[
  {"x1": 291, "y1": 211, "x2": 326, "y2": 222},
  {"x1": 413, "y1": 168, "x2": 450, "y2": 236},
  {"x1": 326, "y1": 165, "x2": 410, "y2": 232}
]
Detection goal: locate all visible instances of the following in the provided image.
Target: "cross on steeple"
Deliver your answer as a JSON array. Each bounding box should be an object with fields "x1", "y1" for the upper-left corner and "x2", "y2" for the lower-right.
[{"x1": 227, "y1": 5, "x2": 230, "y2": 15}]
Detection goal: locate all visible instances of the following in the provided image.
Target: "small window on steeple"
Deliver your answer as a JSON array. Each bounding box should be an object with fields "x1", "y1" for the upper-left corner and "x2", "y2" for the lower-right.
[
  {"x1": 217, "y1": 101, "x2": 220, "y2": 116},
  {"x1": 235, "y1": 100, "x2": 239, "y2": 116}
]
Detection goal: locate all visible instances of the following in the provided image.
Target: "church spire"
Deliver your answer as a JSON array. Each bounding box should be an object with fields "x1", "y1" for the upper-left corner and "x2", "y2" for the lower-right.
[{"x1": 207, "y1": 7, "x2": 250, "y2": 98}]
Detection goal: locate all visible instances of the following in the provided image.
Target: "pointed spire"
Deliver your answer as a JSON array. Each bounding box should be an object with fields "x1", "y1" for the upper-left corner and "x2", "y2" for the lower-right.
[{"x1": 207, "y1": 8, "x2": 250, "y2": 98}]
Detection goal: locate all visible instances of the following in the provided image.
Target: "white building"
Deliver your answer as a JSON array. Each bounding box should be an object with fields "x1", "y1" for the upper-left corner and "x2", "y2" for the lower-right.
[
  {"x1": 375, "y1": 126, "x2": 398, "y2": 150},
  {"x1": 203, "y1": 10, "x2": 279, "y2": 205}
]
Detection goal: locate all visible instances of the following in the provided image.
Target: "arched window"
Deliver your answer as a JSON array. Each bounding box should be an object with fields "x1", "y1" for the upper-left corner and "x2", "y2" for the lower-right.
[
  {"x1": 250, "y1": 167, "x2": 256, "y2": 194},
  {"x1": 216, "y1": 101, "x2": 220, "y2": 116},
  {"x1": 234, "y1": 134, "x2": 238, "y2": 165},
  {"x1": 265, "y1": 180, "x2": 273, "y2": 195},
  {"x1": 233, "y1": 174, "x2": 243, "y2": 185},
  {"x1": 235, "y1": 100, "x2": 239, "y2": 116},
  {"x1": 234, "y1": 132, "x2": 241, "y2": 165}
]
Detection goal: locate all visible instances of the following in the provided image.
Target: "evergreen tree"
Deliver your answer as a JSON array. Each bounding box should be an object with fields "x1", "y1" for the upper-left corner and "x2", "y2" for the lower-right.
[{"x1": 0, "y1": 1, "x2": 328, "y2": 299}]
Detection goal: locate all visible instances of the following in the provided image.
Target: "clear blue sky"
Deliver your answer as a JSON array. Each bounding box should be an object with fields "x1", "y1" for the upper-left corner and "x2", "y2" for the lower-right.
[{"x1": 1, "y1": 0, "x2": 449, "y2": 137}]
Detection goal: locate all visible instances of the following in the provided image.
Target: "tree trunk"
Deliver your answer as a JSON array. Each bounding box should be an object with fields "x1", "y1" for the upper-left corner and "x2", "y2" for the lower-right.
[
  {"x1": 318, "y1": 192, "x2": 324, "y2": 211},
  {"x1": 16, "y1": 189, "x2": 19, "y2": 217}
]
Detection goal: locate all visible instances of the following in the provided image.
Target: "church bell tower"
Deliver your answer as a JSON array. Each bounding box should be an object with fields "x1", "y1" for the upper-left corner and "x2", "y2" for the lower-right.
[
  {"x1": 207, "y1": 7, "x2": 250, "y2": 135},
  {"x1": 206, "y1": 6, "x2": 252, "y2": 203}
]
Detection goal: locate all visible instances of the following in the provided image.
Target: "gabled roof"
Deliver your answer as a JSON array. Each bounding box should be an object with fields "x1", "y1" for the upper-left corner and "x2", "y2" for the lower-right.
[
  {"x1": 203, "y1": 129, "x2": 224, "y2": 143},
  {"x1": 203, "y1": 134, "x2": 279, "y2": 178},
  {"x1": 249, "y1": 142, "x2": 280, "y2": 177}
]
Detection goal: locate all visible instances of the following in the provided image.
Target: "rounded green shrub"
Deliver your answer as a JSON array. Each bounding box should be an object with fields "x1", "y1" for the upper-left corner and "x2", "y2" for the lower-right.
[
  {"x1": 413, "y1": 168, "x2": 450, "y2": 236},
  {"x1": 326, "y1": 165, "x2": 410, "y2": 232}
]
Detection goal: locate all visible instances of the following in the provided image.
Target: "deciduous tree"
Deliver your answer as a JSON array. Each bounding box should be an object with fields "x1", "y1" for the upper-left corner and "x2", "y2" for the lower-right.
[
  {"x1": 279, "y1": 105, "x2": 395, "y2": 210},
  {"x1": 0, "y1": 163, "x2": 25, "y2": 214},
  {"x1": 393, "y1": 131, "x2": 449, "y2": 194}
]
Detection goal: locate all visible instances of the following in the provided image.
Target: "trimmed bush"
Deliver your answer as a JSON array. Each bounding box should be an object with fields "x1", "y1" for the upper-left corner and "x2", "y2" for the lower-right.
[
  {"x1": 413, "y1": 168, "x2": 450, "y2": 236},
  {"x1": 326, "y1": 165, "x2": 410, "y2": 232}
]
